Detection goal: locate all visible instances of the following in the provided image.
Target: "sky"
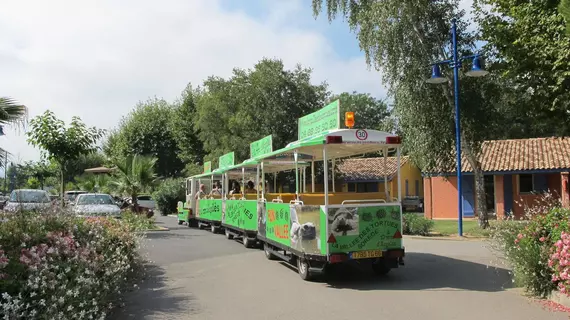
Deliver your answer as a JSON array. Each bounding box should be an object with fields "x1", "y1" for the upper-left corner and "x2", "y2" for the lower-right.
[{"x1": 0, "y1": 0, "x2": 475, "y2": 168}]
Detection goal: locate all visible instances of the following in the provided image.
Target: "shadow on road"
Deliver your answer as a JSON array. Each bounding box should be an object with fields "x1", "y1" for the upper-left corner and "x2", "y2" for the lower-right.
[
  {"x1": 107, "y1": 263, "x2": 198, "y2": 319},
  {"x1": 282, "y1": 252, "x2": 513, "y2": 292},
  {"x1": 143, "y1": 231, "x2": 208, "y2": 240}
]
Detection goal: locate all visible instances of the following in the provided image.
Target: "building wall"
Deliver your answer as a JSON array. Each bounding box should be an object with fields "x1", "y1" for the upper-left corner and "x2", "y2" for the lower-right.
[{"x1": 425, "y1": 172, "x2": 564, "y2": 220}]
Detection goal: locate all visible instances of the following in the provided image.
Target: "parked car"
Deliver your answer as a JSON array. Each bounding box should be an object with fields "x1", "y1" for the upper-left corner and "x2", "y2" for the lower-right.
[
  {"x1": 3, "y1": 189, "x2": 53, "y2": 212},
  {"x1": 136, "y1": 194, "x2": 156, "y2": 210},
  {"x1": 64, "y1": 190, "x2": 88, "y2": 205},
  {"x1": 73, "y1": 193, "x2": 121, "y2": 218}
]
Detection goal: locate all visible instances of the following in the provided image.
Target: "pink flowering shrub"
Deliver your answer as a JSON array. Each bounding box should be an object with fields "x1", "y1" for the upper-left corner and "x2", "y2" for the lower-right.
[
  {"x1": 489, "y1": 193, "x2": 570, "y2": 298},
  {"x1": 0, "y1": 210, "x2": 145, "y2": 319},
  {"x1": 549, "y1": 232, "x2": 570, "y2": 296}
]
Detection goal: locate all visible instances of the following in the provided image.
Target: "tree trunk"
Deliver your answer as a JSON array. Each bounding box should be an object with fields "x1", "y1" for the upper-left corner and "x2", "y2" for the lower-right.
[
  {"x1": 60, "y1": 167, "x2": 65, "y2": 208},
  {"x1": 462, "y1": 141, "x2": 489, "y2": 228},
  {"x1": 132, "y1": 193, "x2": 139, "y2": 213}
]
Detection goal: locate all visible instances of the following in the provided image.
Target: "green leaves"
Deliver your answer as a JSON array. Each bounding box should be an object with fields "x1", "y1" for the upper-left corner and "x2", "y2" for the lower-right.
[
  {"x1": 0, "y1": 97, "x2": 27, "y2": 127},
  {"x1": 26, "y1": 110, "x2": 105, "y2": 166},
  {"x1": 110, "y1": 154, "x2": 159, "y2": 201},
  {"x1": 475, "y1": 0, "x2": 570, "y2": 136}
]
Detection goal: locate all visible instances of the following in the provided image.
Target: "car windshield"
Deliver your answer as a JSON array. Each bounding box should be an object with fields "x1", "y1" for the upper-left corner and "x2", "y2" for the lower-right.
[
  {"x1": 65, "y1": 192, "x2": 86, "y2": 201},
  {"x1": 10, "y1": 190, "x2": 51, "y2": 203},
  {"x1": 76, "y1": 194, "x2": 115, "y2": 205}
]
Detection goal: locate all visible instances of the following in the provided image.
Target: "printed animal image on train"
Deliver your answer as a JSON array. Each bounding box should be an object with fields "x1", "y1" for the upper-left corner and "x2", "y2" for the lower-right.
[
  {"x1": 328, "y1": 207, "x2": 360, "y2": 236},
  {"x1": 289, "y1": 204, "x2": 320, "y2": 254}
]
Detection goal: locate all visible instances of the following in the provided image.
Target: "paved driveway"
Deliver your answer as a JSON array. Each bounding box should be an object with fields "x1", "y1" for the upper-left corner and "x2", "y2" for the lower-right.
[{"x1": 109, "y1": 216, "x2": 568, "y2": 320}]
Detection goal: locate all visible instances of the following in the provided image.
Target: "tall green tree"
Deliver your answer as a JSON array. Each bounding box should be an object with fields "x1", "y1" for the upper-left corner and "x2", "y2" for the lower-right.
[
  {"x1": 26, "y1": 110, "x2": 105, "y2": 204},
  {"x1": 194, "y1": 58, "x2": 329, "y2": 163},
  {"x1": 170, "y1": 83, "x2": 206, "y2": 165},
  {"x1": 475, "y1": 0, "x2": 570, "y2": 136},
  {"x1": 105, "y1": 97, "x2": 183, "y2": 178},
  {"x1": 312, "y1": 0, "x2": 503, "y2": 227},
  {"x1": 328, "y1": 91, "x2": 389, "y2": 130}
]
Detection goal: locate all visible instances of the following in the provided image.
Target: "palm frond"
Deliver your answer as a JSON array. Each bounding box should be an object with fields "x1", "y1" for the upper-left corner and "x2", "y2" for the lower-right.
[{"x1": 0, "y1": 97, "x2": 28, "y2": 127}]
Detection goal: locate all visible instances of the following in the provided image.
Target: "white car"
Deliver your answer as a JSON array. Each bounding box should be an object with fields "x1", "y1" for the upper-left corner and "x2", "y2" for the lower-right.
[
  {"x1": 3, "y1": 189, "x2": 53, "y2": 213},
  {"x1": 136, "y1": 195, "x2": 156, "y2": 210},
  {"x1": 73, "y1": 193, "x2": 121, "y2": 218}
]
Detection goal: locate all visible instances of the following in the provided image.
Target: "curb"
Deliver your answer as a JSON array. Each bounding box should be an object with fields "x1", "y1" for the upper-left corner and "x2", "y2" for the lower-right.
[
  {"x1": 403, "y1": 235, "x2": 487, "y2": 241},
  {"x1": 549, "y1": 291, "x2": 570, "y2": 309},
  {"x1": 150, "y1": 226, "x2": 169, "y2": 231}
]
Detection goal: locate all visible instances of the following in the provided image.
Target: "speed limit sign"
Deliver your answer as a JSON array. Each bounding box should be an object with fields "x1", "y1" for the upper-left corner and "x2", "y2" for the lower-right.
[{"x1": 355, "y1": 129, "x2": 368, "y2": 140}]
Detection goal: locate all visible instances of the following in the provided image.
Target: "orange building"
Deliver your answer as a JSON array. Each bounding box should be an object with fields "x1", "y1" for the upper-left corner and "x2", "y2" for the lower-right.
[{"x1": 423, "y1": 137, "x2": 570, "y2": 220}]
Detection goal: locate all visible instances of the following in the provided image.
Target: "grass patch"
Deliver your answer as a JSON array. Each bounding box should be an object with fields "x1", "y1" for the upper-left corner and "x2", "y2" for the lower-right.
[{"x1": 432, "y1": 219, "x2": 490, "y2": 237}]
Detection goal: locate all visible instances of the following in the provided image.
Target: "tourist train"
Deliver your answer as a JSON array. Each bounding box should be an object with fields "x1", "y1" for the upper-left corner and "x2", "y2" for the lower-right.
[{"x1": 177, "y1": 100, "x2": 405, "y2": 281}]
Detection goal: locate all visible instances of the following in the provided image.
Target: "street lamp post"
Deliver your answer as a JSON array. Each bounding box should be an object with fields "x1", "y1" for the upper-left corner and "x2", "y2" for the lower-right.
[{"x1": 426, "y1": 18, "x2": 488, "y2": 237}]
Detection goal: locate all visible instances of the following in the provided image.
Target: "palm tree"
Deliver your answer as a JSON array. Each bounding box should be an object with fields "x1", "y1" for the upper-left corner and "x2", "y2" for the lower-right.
[
  {"x1": 110, "y1": 155, "x2": 159, "y2": 211},
  {"x1": 76, "y1": 173, "x2": 112, "y2": 194},
  {"x1": 0, "y1": 97, "x2": 27, "y2": 168}
]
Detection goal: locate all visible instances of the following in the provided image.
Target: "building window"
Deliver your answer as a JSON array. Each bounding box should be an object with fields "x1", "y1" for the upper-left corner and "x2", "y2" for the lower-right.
[
  {"x1": 415, "y1": 180, "x2": 420, "y2": 196},
  {"x1": 347, "y1": 182, "x2": 378, "y2": 193}
]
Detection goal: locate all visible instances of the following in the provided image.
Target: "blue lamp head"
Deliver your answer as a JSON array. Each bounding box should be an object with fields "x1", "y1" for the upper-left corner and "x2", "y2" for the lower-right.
[
  {"x1": 466, "y1": 56, "x2": 489, "y2": 77},
  {"x1": 426, "y1": 64, "x2": 447, "y2": 84}
]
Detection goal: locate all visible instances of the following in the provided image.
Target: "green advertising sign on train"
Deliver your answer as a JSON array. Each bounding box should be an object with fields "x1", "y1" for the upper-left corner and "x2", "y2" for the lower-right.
[
  {"x1": 325, "y1": 205, "x2": 403, "y2": 255},
  {"x1": 250, "y1": 135, "x2": 273, "y2": 158},
  {"x1": 204, "y1": 161, "x2": 212, "y2": 173},
  {"x1": 218, "y1": 152, "x2": 235, "y2": 169},
  {"x1": 298, "y1": 99, "x2": 340, "y2": 140},
  {"x1": 198, "y1": 199, "x2": 223, "y2": 222},
  {"x1": 224, "y1": 200, "x2": 258, "y2": 231}
]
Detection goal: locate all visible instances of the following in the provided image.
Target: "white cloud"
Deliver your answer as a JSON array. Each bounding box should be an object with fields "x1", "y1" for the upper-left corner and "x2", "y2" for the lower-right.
[{"x1": 0, "y1": 0, "x2": 387, "y2": 164}]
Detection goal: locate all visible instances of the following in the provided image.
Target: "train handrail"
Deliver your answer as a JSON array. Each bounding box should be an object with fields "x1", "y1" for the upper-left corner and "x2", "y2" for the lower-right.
[
  {"x1": 341, "y1": 199, "x2": 386, "y2": 205},
  {"x1": 272, "y1": 199, "x2": 283, "y2": 203},
  {"x1": 290, "y1": 200, "x2": 304, "y2": 205}
]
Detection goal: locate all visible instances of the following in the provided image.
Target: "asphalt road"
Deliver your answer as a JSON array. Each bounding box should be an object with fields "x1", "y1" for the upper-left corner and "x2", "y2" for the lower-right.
[{"x1": 109, "y1": 216, "x2": 569, "y2": 320}]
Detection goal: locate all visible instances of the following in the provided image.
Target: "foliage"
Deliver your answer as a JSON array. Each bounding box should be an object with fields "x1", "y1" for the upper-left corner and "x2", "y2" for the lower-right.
[
  {"x1": 489, "y1": 193, "x2": 568, "y2": 297},
  {"x1": 104, "y1": 97, "x2": 184, "y2": 178},
  {"x1": 26, "y1": 110, "x2": 105, "y2": 200},
  {"x1": 562, "y1": 0, "x2": 570, "y2": 34},
  {"x1": 194, "y1": 58, "x2": 329, "y2": 163},
  {"x1": 75, "y1": 173, "x2": 112, "y2": 194},
  {"x1": 475, "y1": 0, "x2": 570, "y2": 136},
  {"x1": 26, "y1": 177, "x2": 40, "y2": 189},
  {"x1": 153, "y1": 178, "x2": 185, "y2": 216},
  {"x1": 62, "y1": 152, "x2": 107, "y2": 184},
  {"x1": 311, "y1": 0, "x2": 501, "y2": 228},
  {"x1": 328, "y1": 91, "x2": 389, "y2": 130},
  {"x1": 120, "y1": 210, "x2": 156, "y2": 232},
  {"x1": 169, "y1": 84, "x2": 206, "y2": 165},
  {"x1": 549, "y1": 232, "x2": 570, "y2": 296},
  {"x1": 0, "y1": 97, "x2": 27, "y2": 165},
  {"x1": 402, "y1": 213, "x2": 434, "y2": 236},
  {"x1": 0, "y1": 211, "x2": 143, "y2": 319},
  {"x1": 110, "y1": 155, "x2": 159, "y2": 209}
]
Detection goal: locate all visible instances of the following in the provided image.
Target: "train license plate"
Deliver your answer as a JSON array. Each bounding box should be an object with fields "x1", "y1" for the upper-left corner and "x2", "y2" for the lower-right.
[{"x1": 350, "y1": 250, "x2": 382, "y2": 259}]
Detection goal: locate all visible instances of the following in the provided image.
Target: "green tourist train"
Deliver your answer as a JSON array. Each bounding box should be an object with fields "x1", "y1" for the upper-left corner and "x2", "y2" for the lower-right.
[{"x1": 177, "y1": 99, "x2": 405, "y2": 281}]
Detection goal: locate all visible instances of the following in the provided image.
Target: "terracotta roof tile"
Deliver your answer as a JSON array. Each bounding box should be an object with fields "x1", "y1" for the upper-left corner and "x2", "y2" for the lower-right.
[
  {"x1": 337, "y1": 156, "x2": 409, "y2": 181},
  {"x1": 449, "y1": 137, "x2": 570, "y2": 173}
]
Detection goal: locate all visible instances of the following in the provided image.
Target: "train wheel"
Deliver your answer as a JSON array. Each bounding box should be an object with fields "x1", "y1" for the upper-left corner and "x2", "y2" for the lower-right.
[
  {"x1": 297, "y1": 258, "x2": 312, "y2": 281},
  {"x1": 263, "y1": 243, "x2": 277, "y2": 260},
  {"x1": 225, "y1": 229, "x2": 234, "y2": 239}
]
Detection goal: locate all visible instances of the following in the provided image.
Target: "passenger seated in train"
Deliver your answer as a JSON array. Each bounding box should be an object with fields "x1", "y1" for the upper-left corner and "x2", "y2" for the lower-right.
[
  {"x1": 195, "y1": 184, "x2": 207, "y2": 199},
  {"x1": 210, "y1": 181, "x2": 222, "y2": 196},
  {"x1": 244, "y1": 181, "x2": 257, "y2": 194},
  {"x1": 229, "y1": 181, "x2": 241, "y2": 196}
]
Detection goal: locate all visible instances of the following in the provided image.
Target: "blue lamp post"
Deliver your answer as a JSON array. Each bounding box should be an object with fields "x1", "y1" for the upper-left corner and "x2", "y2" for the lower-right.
[{"x1": 426, "y1": 18, "x2": 488, "y2": 237}]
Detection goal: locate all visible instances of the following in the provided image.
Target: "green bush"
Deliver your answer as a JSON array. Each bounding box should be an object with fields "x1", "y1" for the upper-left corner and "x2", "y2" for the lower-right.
[
  {"x1": 402, "y1": 213, "x2": 434, "y2": 236},
  {"x1": 489, "y1": 193, "x2": 570, "y2": 297},
  {"x1": 153, "y1": 178, "x2": 185, "y2": 216}
]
